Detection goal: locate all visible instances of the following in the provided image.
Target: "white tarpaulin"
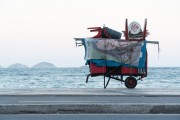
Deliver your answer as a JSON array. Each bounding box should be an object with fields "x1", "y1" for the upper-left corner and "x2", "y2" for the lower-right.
[{"x1": 83, "y1": 38, "x2": 146, "y2": 67}]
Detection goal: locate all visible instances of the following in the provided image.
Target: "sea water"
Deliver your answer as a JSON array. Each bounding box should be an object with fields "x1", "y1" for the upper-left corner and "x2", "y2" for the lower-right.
[{"x1": 0, "y1": 67, "x2": 179, "y2": 89}]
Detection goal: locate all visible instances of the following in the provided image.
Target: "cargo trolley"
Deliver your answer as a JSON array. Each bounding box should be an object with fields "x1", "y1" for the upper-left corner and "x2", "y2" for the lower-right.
[{"x1": 75, "y1": 19, "x2": 159, "y2": 88}]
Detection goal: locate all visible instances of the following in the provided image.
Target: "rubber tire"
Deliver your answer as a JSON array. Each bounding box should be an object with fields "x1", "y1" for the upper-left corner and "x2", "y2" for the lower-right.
[{"x1": 125, "y1": 77, "x2": 137, "y2": 89}]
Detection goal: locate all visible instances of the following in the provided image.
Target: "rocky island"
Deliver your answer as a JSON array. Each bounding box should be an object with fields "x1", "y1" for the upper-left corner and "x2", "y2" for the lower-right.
[
  {"x1": 8, "y1": 63, "x2": 29, "y2": 68},
  {"x1": 31, "y1": 62, "x2": 56, "y2": 68}
]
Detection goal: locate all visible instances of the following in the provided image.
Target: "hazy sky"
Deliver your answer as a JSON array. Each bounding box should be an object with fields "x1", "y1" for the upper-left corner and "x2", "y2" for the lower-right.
[{"x1": 0, "y1": 0, "x2": 180, "y2": 67}]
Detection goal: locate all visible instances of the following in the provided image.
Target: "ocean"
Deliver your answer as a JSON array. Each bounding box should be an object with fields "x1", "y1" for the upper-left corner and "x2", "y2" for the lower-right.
[{"x1": 0, "y1": 67, "x2": 179, "y2": 89}]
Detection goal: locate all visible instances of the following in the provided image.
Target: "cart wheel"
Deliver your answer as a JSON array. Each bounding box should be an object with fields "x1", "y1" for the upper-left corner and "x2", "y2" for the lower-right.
[{"x1": 125, "y1": 77, "x2": 137, "y2": 89}]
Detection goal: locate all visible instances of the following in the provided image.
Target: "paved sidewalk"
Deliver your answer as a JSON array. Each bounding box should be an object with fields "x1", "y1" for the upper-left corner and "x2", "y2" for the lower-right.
[{"x1": 0, "y1": 88, "x2": 180, "y2": 114}]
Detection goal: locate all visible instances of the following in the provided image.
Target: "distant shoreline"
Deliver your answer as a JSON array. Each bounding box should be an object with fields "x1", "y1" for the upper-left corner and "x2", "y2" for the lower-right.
[
  {"x1": 0, "y1": 66, "x2": 180, "y2": 68},
  {"x1": 1, "y1": 62, "x2": 57, "y2": 69}
]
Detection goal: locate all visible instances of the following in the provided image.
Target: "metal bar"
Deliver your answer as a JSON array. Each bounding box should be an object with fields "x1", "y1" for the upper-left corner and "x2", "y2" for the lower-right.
[
  {"x1": 146, "y1": 41, "x2": 159, "y2": 44},
  {"x1": 125, "y1": 19, "x2": 128, "y2": 40},
  {"x1": 109, "y1": 76, "x2": 124, "y2": 82},
  {"x1": 78, "y1": 44, "x2": 83, "y2": 47},
  {"x1": 75, "y1": 38, "x2": 159, "y2": 44},
  {"x1": 105, "y1": 77, "x2": 111, "y2": 88},
  {"x1": 87, "y1": 27, "x2": 101, "y2": 29},
  {"x1": 146, "y1": 40, "x2": 160, "y2": 54},
  {"x1": 86, "y1": 74, "x2": 91, "y2": 83},
  {"x1": 121, "y1": 75, "x2": 123, "y2": 82},
  {"x1": 74, "y1": 38, "x2": 84, "y2": 41},
  {"x1": 104, "y1": 75, "x2": 106, "y2": 89},
  {"x1": 74, "y1": 38, "x2": 83, "y2": 47},
  {"x1": 143, "y1": 19, "x2": 147, "y2": 40}
]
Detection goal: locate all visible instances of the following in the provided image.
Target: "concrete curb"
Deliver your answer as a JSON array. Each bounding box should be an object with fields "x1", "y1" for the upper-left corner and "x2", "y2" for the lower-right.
[
  {"x1": 1, "y1": 104, "x2": 180, "y2": 114},
  {"x1": 1, "y1": 88, "x2": 180, "y2": 96}
]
